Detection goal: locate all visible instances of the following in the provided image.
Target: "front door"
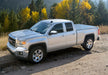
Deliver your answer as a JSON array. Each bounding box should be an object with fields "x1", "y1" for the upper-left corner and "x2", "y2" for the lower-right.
[{"x1": 47, "y1": 23, "x2": 65, "y2": 52}]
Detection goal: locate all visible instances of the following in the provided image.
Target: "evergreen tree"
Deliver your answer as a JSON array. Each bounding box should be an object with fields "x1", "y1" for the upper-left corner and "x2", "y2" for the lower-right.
[
  {"x1": 49, "y1": 3, "x2": 57, "y2": 19},
  {"x1": 69, "y1": 0, "x2": 81, "y2": 23},
  {"x1": 24, "y1": 18, "x2": 35, "y2": 29},
  {"x1": 35, "y1": 0, "x2": 45, "y2": 13},
  {"x1": 9, "y1": 10, "x2": 18, "y2": 31},
  {"x1": 0, "y1": 10, "x2": 8, "y2": 27},
  {"x1": 96, "y1": 0, "x2": 108, "y2": 25},
  {"x1": 0, "y1": 23, "x2": 2, "y2": 32},
  {"x1": 29, "y1": 0, "x2": 36, "y2": 14}
]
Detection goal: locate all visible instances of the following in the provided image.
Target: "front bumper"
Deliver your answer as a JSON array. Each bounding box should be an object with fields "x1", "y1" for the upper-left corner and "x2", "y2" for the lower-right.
[{"x1": 7, "y1": 42, "x2": 29, "y2": 59}]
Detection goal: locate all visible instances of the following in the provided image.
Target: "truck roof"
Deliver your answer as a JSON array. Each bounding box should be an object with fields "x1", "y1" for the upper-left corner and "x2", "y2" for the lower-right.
[{"x1": 41, "y1": 19, "x2": 72, "y2": 24}]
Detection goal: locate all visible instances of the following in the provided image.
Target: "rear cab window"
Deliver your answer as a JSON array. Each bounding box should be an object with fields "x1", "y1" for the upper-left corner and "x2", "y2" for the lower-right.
[{"x1": 65, "y1": 23, "x2": 73, "y2": 32}]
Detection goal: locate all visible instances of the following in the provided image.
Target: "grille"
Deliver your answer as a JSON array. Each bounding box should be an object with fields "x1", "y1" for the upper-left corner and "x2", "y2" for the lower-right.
[{"x1": 8, "y1": 36, "x2": 16, "y2": 47}]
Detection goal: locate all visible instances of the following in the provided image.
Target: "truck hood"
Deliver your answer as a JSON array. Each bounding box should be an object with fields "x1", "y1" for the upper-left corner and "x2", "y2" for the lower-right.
[{"x1": 9, "y1": 29, "x2": 43, "y2": 41}]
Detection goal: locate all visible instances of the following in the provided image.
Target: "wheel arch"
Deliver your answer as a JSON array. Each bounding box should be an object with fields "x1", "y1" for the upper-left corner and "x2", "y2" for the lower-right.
[
  {"x1": 28, "y1": 43, "x2": 47, "y2": 53},
  {"x1": 84, "y1": 34, "x2": 95, "y2": 43}
]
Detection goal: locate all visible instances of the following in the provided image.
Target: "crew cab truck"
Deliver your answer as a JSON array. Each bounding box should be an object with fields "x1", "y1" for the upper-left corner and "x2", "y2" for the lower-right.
[{"x1": 7, "y1": 19, "x2": 100, "y2": 63}]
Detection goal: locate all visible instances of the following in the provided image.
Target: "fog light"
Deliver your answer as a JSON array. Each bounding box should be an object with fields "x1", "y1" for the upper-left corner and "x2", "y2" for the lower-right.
[{"x1": 19, "y1": 52, "x2": 23, "y2": 55}]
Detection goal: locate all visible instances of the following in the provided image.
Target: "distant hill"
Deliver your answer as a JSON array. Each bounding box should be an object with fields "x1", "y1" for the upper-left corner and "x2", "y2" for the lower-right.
[{"x1": 0, "y1": 0, "x2": 62, "y2": 12}]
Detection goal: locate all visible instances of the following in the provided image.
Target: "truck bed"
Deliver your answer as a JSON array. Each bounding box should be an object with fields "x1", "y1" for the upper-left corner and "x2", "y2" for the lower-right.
[{"x1": 74, "y1": 24, "x2": 97, "y2": 30}]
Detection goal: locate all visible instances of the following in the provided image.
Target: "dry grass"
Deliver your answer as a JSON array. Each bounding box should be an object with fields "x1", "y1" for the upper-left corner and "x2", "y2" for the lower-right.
[
  {"x1": 99, "y1": 25, "x2": 108, "y2": 34},
  {"x1": 0, "y1": 33, "x2": 8, "y2": 51}
]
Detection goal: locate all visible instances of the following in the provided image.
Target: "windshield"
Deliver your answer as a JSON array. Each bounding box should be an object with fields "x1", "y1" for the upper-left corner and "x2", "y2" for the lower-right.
[{"x1": 30, "y1": 22, "x2": 51, "y2": 34}]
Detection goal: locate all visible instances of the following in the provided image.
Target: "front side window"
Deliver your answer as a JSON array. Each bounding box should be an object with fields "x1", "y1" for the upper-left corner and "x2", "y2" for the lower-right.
[
  {"x1": 65, "y1": 23, "x2": 73, "y2": 32},
  {"x1": 51, "y1": 23, "x2": 64, "y2": 33}
]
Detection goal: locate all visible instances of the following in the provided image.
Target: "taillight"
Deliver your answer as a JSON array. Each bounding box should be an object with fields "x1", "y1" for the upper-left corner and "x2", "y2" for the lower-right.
[{"x1": 98, "y1": 29, "x2": 100, "y2": 35}]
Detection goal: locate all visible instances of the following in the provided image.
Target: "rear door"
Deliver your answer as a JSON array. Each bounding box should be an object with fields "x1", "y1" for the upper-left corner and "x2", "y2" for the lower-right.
[
  {"x1": 64, "y1": 22, "x2": 76, "y2": 47},
  {"x1": 47, "y1": 23, "x2": 66, "y2": 52}
]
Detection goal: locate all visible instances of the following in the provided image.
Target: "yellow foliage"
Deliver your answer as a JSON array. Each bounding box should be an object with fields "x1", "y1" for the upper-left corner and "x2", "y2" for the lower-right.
[
  {"x1": 81, "y1": 0, "x2": 91, "y2": 10},
  {"x1": 20, "y1": 7, "x2": 31, "y2": 23},
  {"x1": 4, "y1": 15, "x2": 9, "y2": 31},
  {"x1": 55, "y1": 0, "x2": 70, "y2": 19},
  {"x1": 76, "y1": 0, "x2": 79, "y2": 3},
  {"x1": 32, "y1": 11, "x2": 39, "y2": 22},
  {"x1": 41, "y1": 8, "x2": 48, "y2": 20}
]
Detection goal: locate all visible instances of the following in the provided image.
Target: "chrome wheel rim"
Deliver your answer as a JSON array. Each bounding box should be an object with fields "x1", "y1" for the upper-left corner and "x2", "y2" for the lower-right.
[
  {"x1": 86, "y1": 39, "x2": 93, "y2": 49},
  {"x1": 32, "y1": 49, "x2": 43, "y2": 63}
]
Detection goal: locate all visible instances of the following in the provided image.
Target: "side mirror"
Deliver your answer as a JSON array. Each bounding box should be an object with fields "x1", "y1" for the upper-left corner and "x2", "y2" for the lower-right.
[{"x1": 50, "y1": 30, "x2": 57, "y2": 35}]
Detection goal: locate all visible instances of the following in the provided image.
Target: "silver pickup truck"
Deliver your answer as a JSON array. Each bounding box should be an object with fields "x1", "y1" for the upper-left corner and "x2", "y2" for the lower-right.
[{"x1": 7, "y1": 19, "x2": 100, "y2": 63}]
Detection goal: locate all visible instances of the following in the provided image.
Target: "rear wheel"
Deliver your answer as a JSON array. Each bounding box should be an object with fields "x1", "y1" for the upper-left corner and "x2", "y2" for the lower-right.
[
  {"x1": 82, "y1": 37, "x2": 94, "y2": 51},
  {"x1": 28, "y1": 46, "x2": 46, "y2": 63}
]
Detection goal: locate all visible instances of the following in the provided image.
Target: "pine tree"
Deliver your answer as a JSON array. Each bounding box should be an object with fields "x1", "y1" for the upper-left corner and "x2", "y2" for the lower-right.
[
  {"x1": 0, "y1": 23, "x2": 2, "y2": 32},
  {"x1": 49, "y1": 3, "x2": 57, "y2": 19},
  {"x1": 69, "y1": 0, "x2": 80, "y2": 23},
  {"x1": 0, "y1": 10, "x2": 8, "y2": 27},
  {"x1": 35, "y1": 0, "x2": 45, "y2": 13},
  {"x1": 9, "y1": 10, "x2": 18, "y2": 31},
  {"x1": 96, "y1": 0, "x2": 108, "y2": 25},
  {"x1": 29, "y1": 0, "x2": 36, "y2": 14}
]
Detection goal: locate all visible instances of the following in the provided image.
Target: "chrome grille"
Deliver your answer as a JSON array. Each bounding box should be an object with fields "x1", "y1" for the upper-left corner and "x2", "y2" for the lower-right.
[{"x1": 8, "y1": 36, "x2": 16, "y2": 47}]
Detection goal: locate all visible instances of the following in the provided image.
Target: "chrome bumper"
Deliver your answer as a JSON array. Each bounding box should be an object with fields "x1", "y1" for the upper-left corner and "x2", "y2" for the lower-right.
[{"x1": 7, "y1": 42, "x2": 29, "y2": 59}]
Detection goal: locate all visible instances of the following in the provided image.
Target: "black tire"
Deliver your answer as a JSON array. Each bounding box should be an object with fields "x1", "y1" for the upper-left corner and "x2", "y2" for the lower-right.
[
  {"x1": 28, "y1": 46, "x2": 46, "y2": 63},
  {"x1": 82, "y1": 37, "x2": 94, "y2": 51}
]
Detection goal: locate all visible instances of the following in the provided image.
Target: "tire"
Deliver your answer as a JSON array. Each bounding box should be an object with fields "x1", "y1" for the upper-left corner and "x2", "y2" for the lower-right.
[
  {"x1": 28, "y1": 46, "x2": 46, "y2": 63},
  {"x1": 82, "y1": 37, "x2": 94, "y2": 51}
]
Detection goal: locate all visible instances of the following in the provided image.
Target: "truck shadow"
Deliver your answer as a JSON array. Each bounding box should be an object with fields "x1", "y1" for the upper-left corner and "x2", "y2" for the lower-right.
[
  {"x1": 0, "y1": 47, "x2": 91, "y2": 74},
  {"x1": 19, "y1": 47, "x2": 91, "y2": 75}
]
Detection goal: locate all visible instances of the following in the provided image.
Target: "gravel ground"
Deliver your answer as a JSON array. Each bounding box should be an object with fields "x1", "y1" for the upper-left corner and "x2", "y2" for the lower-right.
[{"x1": 0, "y1": 34, "x2": 108, "y2": 75}]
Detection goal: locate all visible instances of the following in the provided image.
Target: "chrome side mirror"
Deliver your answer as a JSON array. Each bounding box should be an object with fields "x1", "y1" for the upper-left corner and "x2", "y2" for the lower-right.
[{"x1": 50, "y1": 30, "x2": 57, "y2": 35}]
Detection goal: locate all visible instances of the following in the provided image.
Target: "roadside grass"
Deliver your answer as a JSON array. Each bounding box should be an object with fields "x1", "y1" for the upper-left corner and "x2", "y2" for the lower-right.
[
  {"x1": 0, "y1": 25, "x2": 108, "y2": 51},
  {"x1": 98, "y1": 25, "x2": 108, "y2": 34},
  {"x1": 0, "y1": 33, "x2": 8, "y2": 51}
]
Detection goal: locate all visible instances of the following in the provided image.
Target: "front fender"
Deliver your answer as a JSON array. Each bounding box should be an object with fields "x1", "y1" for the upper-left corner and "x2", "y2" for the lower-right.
[{"x1": 25, "y1": 37, "x2": 47, "y2": 50}]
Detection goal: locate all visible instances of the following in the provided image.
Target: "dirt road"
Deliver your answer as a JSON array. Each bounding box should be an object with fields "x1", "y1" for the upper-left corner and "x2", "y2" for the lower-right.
[{"x1": 0, "y1": 34, "x2": 108, "y2": 75}]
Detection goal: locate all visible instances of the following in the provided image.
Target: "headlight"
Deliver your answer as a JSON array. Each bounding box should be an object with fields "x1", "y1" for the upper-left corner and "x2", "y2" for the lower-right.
[{"x1": 16, "y1": 40, "x2": 26, "y2": 47}]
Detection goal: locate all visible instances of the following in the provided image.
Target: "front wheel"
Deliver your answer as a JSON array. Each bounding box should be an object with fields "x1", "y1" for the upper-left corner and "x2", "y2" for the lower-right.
[
  {"x1": 28, "y1": 46, "x2": 46, "y2": 63},
  {"x1": 82, "y1": 37, "x2": 94, "y2": 51}
]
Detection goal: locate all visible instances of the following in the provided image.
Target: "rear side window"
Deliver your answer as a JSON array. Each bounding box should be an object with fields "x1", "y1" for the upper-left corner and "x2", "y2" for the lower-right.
[
  {"x1": 51, "y1": 23, "x2": 63, "y2": 33},
  {"x1": 65, "y1": 23, "x2": 73, "y2": 32}
]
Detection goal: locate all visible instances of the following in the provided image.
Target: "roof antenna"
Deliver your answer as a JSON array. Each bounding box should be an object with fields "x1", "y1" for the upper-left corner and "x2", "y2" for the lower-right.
[{"x1": 51, "y1": 21, "x2": 53, "y2": 23}]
